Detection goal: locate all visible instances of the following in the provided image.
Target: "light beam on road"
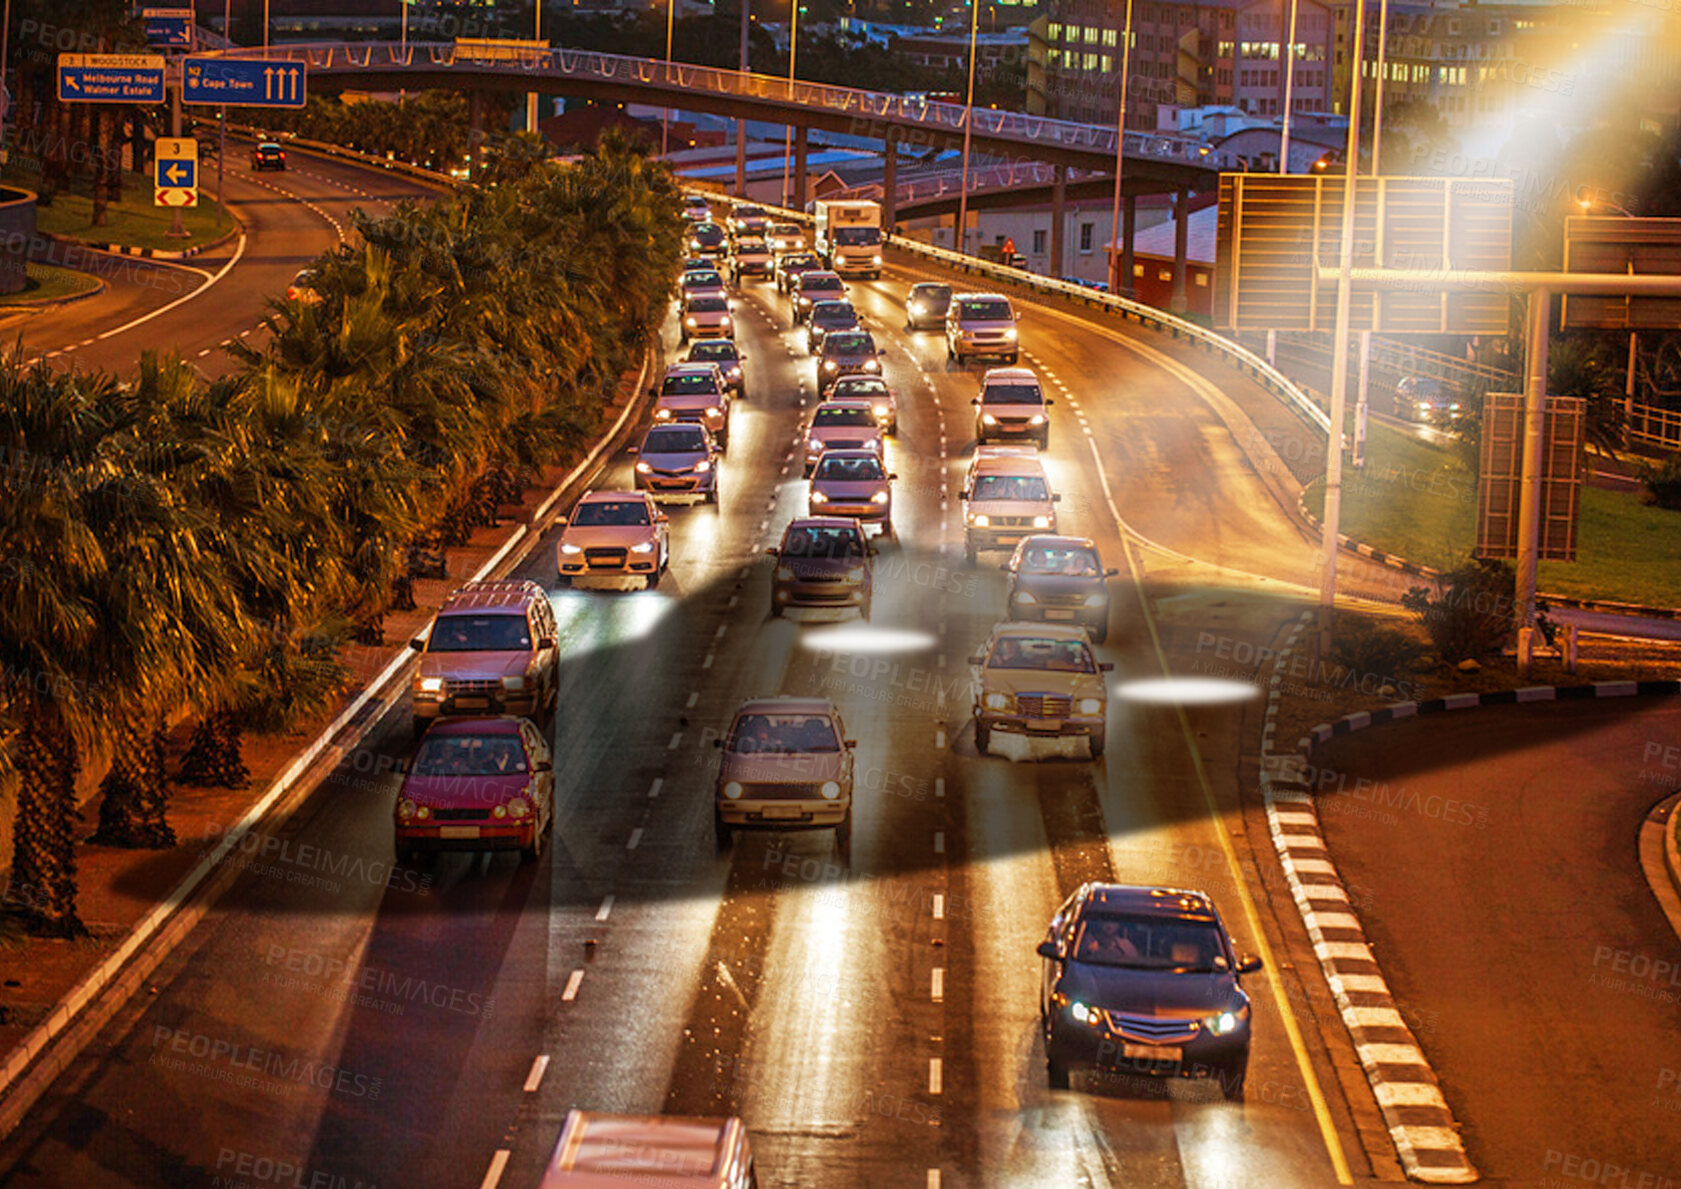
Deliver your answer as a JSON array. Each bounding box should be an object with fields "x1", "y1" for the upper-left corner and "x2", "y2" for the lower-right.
[{"x1": 1113, "y1": 676, "x2": 1260, "y2": 705}]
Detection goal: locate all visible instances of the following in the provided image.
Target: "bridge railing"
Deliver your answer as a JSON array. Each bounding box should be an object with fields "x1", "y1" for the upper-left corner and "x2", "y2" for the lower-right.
[{"x1": 206, "y1": 42, "x2": 1240, "y2": 171}]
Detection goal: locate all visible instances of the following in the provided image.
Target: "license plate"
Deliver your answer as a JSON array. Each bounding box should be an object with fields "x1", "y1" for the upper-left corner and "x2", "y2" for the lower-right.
[
  {"x1": 1122, "y1": 1044, "x2": 1182, "y2": 1063},
  {"x1": 760, "y1": 806, "x2": 805, "y2": 820},
  {"x1": 1045, "y1": 610, "x2": 1075, "y2": 620},
  {"x1": 439, "y1": 826, "x2": 480, "y2": 840},
  {"x1": 454, "y1": 697, "x2": 489, "y2": 710}
]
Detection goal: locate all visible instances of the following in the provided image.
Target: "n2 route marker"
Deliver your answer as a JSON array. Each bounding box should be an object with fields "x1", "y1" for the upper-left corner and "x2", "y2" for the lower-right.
[
  {"x1": 182, "y1": 57, "x2": 306, "y2": 108},
  {"x1": 57, "y1": 54, "x2": 167, "y2": 103},
  {"x1": 154, "y1": 137, "x2": 198, "y2": 208}
]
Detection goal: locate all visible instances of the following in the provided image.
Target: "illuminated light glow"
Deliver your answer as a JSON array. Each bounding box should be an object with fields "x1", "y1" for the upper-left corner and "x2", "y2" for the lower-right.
[
  {"x1": 798, "y1": 624, "x2": 936, "y2": 655},
  {"x1": 1114, "y1": 677, "x2": 1260, "y2": 705}
]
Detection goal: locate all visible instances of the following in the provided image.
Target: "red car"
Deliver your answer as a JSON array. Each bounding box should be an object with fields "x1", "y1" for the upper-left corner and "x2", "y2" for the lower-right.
[
  {"x1": 251, "y1": 141, "x2": 286, "y2": 171},
  {"x1": 394, "y1": 717, "x2": 555, "y2": 864}
]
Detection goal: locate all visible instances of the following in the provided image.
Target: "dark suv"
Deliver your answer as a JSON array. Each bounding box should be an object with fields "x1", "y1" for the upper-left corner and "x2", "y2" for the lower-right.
[
  {"x1": 1003, "y1": 535, "x2": 1118, "y2": 642},
  {"x1": 1037, "y1": 884, "x2": 1262, "y2": 1098}
]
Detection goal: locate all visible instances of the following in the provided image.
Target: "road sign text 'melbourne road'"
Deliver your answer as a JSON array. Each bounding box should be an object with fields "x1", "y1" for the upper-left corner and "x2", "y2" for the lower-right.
[
  {"x1": 56, "y1": 54, "x2": 167, "y2": 103},
  {"x1": 182, "y1": 57, "x2": 306, "y2": 107}
]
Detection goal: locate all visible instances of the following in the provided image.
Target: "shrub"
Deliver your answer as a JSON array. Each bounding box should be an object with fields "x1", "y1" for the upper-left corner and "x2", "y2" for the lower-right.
[
  {"x1": 1330, "y1": 616, "x2": 1425, "y2": 684},
  {"x1": 1638, "y1": 454, "x2": 1681, "y2": 511},
  {"x1": 1400, "y1": 558, "x2": 1518, "y2": 662}
]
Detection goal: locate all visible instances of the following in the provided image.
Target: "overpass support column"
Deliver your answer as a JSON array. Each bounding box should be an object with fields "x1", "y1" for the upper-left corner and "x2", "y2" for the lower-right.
[
  {"x1": 1120, "y1": 194, "x2": 1137, "y2": 299},
  {"x1": 793, "y1": 125, "x2": 809, "y2": 211},
  {"x1": 1170, "y1": 189, "x2": 1189, "y2": 315},
  {"x1": 882, "y1": 131, "x2": 899, "y2": 230},
  {"x1": 468, "y1": 91, "x2": 485, "y2": 181},
  {"x1": 1049, "y1": 164, "x2": 1067, "y2": 279}
]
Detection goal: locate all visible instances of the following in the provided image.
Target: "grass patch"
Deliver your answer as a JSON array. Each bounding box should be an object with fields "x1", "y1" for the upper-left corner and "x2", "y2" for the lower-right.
[
  {"x1": 1303, "y1": 420, "x2": 1681, "y2": 607},
  {"x1": 0, "y1": 261, "x2": 100, "y2": 305},
  {"x1": 3, "y1": 165, "x2": 232, "y2": 253}
]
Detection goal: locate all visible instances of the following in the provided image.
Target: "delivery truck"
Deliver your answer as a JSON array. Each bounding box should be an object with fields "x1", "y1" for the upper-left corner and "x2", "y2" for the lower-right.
[{"x1": 812, "y1": 199, "x2": 883, "y2": 279}]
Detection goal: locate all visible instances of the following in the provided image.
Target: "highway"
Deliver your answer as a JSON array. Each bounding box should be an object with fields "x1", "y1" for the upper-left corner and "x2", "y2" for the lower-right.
[{"x1": 0, "y1": 235, "x2": 1444, "y2": 1188}]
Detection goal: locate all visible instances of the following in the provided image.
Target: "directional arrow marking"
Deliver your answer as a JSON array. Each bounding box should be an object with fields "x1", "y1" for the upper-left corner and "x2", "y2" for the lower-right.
[{"x1": 164, "y1": 163, "x2": 186, "y2": 184}]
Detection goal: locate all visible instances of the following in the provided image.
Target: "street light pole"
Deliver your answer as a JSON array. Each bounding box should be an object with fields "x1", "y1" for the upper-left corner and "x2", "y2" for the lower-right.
[
  {"x1": 779, "y1": 0, "x2": 799, "y2": 207},
  {"x1": 263, "y1": 0, "x2": 269, "y2": 49},
  {"x1": 953, "y1": 0, "x2": 982, "y2": 254},
  {"x1": 663, "y1": 0, "x2": 679, "y2": 157},
  {"x1": 1352, "y1": 0, "x2": 1389, "y2": 470},
  {"x1": 1104, "y1": 0, "x2": 1135, "y2": 291},
  {"x1": 735, "y1": 0, "x2": 749, "y2": 197},
  {"x1": 1268, "y1": 0, "x2": 1299, "y2": 366},
  {"x1": 526, "y1": 0, "x2": 541, "y2": 134}
]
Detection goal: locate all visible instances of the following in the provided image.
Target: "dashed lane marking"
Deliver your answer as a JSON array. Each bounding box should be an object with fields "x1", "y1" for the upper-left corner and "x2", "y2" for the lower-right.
[
  {"x1": 523, "y1": 1056, "x2": 549, "y2": 1092},
  {"x1": 561, "y1": 970, "x2": 584, "y2": 1002}
]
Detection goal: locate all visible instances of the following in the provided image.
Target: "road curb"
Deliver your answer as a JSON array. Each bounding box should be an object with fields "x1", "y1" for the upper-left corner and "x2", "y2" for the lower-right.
[
  {"x1": 0, "y1": 344, "x2": 658, "y2": 1143},
  {"x1": 1258, "y1": 610, "x2": 1478, "y2": 1185},
  {"x1": 1639, "y1": 793, "x2": 1681, "y2": 949},
  {"x1": 0, "y1": 273, "x2": 105, "y2": 310}
]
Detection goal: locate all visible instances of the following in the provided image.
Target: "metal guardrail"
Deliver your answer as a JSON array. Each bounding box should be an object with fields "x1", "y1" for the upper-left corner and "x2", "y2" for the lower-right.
[
  {"x1": 203, "y1": 42, "x2": 1240, "y2": 172},
  {"x1": 207, "y1": 119, "x2": 462, "y2": 189},
  {"x1": 830, "y1": 161, "x2": 1109, "y2": 206},
  {"x1": 1629, "y1": 402, "x2": 1681, "y2": 452}
]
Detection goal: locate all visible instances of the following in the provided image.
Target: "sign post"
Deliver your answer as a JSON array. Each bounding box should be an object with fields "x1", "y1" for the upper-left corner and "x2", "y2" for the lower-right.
[{"x1": 154, "y1": 136, "x2": 198, "y2": 209}]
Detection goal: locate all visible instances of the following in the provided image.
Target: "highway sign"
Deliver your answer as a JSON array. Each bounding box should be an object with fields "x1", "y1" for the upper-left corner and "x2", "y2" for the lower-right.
[
  {"x1": 1476, "y1": 392, "x2": 1583, "y2": 562},
  {"x1": 182, "y1": 57, "x2": 306, "y2": 108},
  {"x1": 154, "y1": 137, "x2": 199, "y2": 208},
  {"x1": 142, "y1": 8, "x2": 195, "y2": 48},
  {"x1": 57, "y1": 54, "x2": 166, "y2": 103},
  {"x1": 1562, "y1": 216, "x2": 1681, "y2": 331}
]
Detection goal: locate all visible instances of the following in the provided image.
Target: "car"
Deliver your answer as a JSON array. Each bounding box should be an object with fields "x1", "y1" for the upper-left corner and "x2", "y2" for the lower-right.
[
  {"x1": 969, "y1": 622, "x2": 1111, "y2": 758},
  {"x1": 1394, "y1": 376, "x2": 1465, "y2": 425},
  {"x1": 679, "y1": 268, "x2": 729, "y2": 303},
  {"x1": 768, "y1": 222, "x2": 805, "y2": 254},
  {"x1": 827, "y1": 374, "x2": 897, "y2": 435},
  {"x1": 680, "y1": 255, "x2": 714, "y2": 274},
  {"x1": 685, "y1": 339, "x2": 746, "y2": 397},
  {"x1": 250, "y1": 141, "x2": 286, "y2": 171},
  {"x1": 947, "y1": 291, "x2": 1020, "y2": 364},
  {"x1": 687, "y1": 222, "x2": 728, "y2": 257},
  {"x1": 393, "y1": 717, "x2": 555, "y2": 864},
  {"x1": 541, "y1": 1111, "x2": 757, "y2": 1188},
  {"x1": 555, "y1": 490, "x2": 671, "y2": 589},
  {"x1": 680, "y1": 293, "x2": 734, "y2": 343},
  {"x1": 816, "y1": 329, "x2": 882, "y2": 389},
  {"x1": 1037, "y1": 884, "x2": 1262, "y2": 1097},
  {"x1": 768, "y1": 517, "x2": 875, "y2": 619},
  {"x1": 808, "y1": 448, "x2": 895, "y2": 532},
  {"x1": 802, "y1": 399, "x2": 882, "y2": 475},
  {"x1": 652, "y1": 362, "x2": 732, "y2": 449},
  {"x1": 905, "y1": 281, "x2": 953, "y2": 331},
  {"x1": 1003, "y1": 535, "x2": 1118, "y2": 642},
  {"x1": 806, "y1": 300, "x2": 861, "y2": 352},
  {"x1": 729, "y1": 236, "x2": 775, "y2": 283},
  {"x1": 286, "y1": 267, "x2": 321, "y2": 305},
  {"x1": 962, "y1": 448, "x2": 1059, "y2": 561},
  {"x1": 632, "y1": 421, "x2": 719, "y2": 504},
  {"x1": 792, "y1": 269, "x2": 847, "y2": 323},
  {"x1": 727, "y1": 203, "x2": 771, "y2": 239},
  {"x1": 408, "y1": 580, "x2": 559, "y2": 740},
  {"x1": 713, "y1": 697, "x2": 855, "y2": 852},
  {"x1": 681, "y1": 195, "x2": 712, "y2": 223},
  {"x1": 975, "y1": 366, "x2": 1054, "y2": 448},
  {"x1": 776, "y1": 251, "x2": 823, "y2": 295}
]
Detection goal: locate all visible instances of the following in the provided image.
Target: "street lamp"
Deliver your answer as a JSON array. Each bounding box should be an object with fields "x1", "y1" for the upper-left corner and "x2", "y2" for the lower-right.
[
  {"x1": 953, "y1": 0, "x2": 981, "y2": 254},
  {"x1": 1268, "y1": 0, "x2": 1299, "y2": 366},
  {"x1": 662, "y1": 0, "x2": 679, "y2": 157},
  {"x1": 1103, "y1": 0, "x2": 1136, "y2": 290},
  {"x1": 779, "y1": 0, "x2": 800, "y2": 208},
  {"x1": 526, "y1": 0, "x2": 543, "y2": 135}
]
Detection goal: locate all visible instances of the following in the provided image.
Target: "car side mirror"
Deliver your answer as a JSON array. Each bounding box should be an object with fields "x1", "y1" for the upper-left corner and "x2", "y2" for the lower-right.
[
  {"x1": 626, "y1": 445, "x2": 639, "y2": 455},
  {"x1": 1099, "y1": 662, "x2": 1114, "y2": 671},
  {"x1": 1051, "y1": 494, "x2": 1062, "y2": 503},
  {"x1": 1105, "y1": 568, "x2": 1120, "y2": 577},
  {"x1": 553, "y1": 515, "x2": 567, "y2": 525},
  {"x1": 656, "y1": 513, "x2": 670, "y2": 523},
  {"x1": 1036, "y1": 940, "x2": 1059, "y2": 960},
  {"x1": 1045, "y1": 399, "x2": 1056, "y2": 406},
  {"x1": 538, "y1": 636, "x2": 556, "y2": 650},
  {"x1": 845, "y1": 738, "x2": 857, "y2": 748},
  {"x1": 968, "y1": 654, "x2": 986, "y2": 666},
  {"x1": 888, "y1": 473, "x2": 899, "y2": 481},
  {"x1": 713, "y1": 738, "x2": 725, "y2": 748},
  {"x1": 970, "y1": 398, "x2": 979, "y2": 405},
  {"x1": 765, "y1": 546, "x2": 779, "y2": 556},
  {"x1": 409, "y1": 637, "x2": 426, "y2": 651},
  {"x1": 534, "y1": 759, "x2": 553, "y2": 772},
  {"x1": 1238, "y1": 954, "x2": 1263, "y2": 974}
]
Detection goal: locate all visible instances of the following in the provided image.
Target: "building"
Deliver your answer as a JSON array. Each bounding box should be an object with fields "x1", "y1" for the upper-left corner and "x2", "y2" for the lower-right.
[{"x1": 1112, "y1": 198, "x2": 1215, "y2": 315}]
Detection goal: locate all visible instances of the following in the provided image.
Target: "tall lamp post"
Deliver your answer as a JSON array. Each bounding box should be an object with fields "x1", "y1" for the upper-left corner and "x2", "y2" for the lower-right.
[
  {"x1": 662, "y1": 0, "x2": 680, "y2": 157},
  {"x1": 779, "y1": 0, "x2": 800, "y2": 207},
  {"x1": 953, "y1": 0, "x2": 982, "y2": 254},
  {"x1": 1267, "y1": 0, "x2": 1300, "y2": 366},
  {"x1": 1104, "y1": 0, "x2": 1136, "y2": 290},
  {"x1": 526, "y1": 0, "x2": 542, "y2": 134},
  {"x1": 1351, "y1": 0, "x2": 1390, "y2": 469}
]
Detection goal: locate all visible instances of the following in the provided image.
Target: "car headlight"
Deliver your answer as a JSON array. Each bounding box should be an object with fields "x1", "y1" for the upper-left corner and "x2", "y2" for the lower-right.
[
  {"x1": 727, "y1": 367, "x2": 742, "y2": 380},
  {"x1": 685, "y1": 317, "x2": 697, "y2": 327},
  {"x1": 1084, "y1": 593, "x2": 1107, "y2": 607},
  {"x1": 1030, "y1": 414, "x2": 1045, "y2": 425},
  {"x1": 630, "y1": 541, "x2": 656, "y2": 554},
  {"x1": 415, "y1": 805, "x2": 432, "y2": 820},
  {"x1": 981, "y1": 413, "x2": 999, "y2": 425},
  {"x1": 723, "y1": 781, "x2": 744, "y2": 800},
  {"x1": 560, "y1": 542, "x2": 583, "y2": 555},
  {"x1": 706, "y1": 406, "x2": 721, "y2": 418},
  {"x1": 1015, "y1": 591, "x2": 1038, "y2": 605},
  {"x1": 775, "y1": 565, "x2": 796, "y2": 581},
  {"x1": 655, "y1": 407, "x2": 673, "y2": 420},
  {"x1": 823, "y1": 360, "x2": 838, "y2": 372},
  {"x1": 1076, "y1": 697, "x2": 1102, "y2": 715},
  {"x1": 983, "y1": 691, "x2": 1010, "y2": 710},
  {"x1": 506, "y1": 797, "x2": 531, "y2": 819},
  {"x1": 419, "y1": 676, "x2": 443, "y2": 692},
  {"x1": 502, "y1": 676, "x2": 526, "y2": 691},
  {"x1": 844, "y1": 566, "x2": 865, "y2": 581},
  {"x1": 1070, "y1": 1000, "x2": 1099, "y2": 1025},
  {"x1": 635, "y1": 460, "x2": 652, "y2": 474},
  {"x1": 872, "y1": 403, "x2": 889, "y2": 418},
  {"x1": 1032, "y1": 516, "x2": 1052, "y2": 528},
  {"x1": 694, "y1": 459, "x2": 712, "y2": 473},
  {"x1": 810, "y1": 490, "x2": 830, "y2": 503},
  {"x1": 1004, "y1": 327, "x2": 1018, "y2": 340},
  {"x1": 870, "y1": 490, "x2": 889, "y2": 504},
  {"x1": 721, "y1": 315, "x2": 732, "y2": 327},
  {"x1": 819, "y1": 781, "x2": 841, "y2": 800},
  {"x1": 864, "y1": 359, "x2": 880, "y2": 371},
  {"x1": 1205, "y1": 1008, "x2": 1245, "y2": 1035},
  {"x1": 871, "y1": 254, "x2": 883, "y2": 265},
  {"x1": 971, "y1": 514, "x2": 991, "y2": 527},
  {"x1": 396, "y1": 799, "x2": 417, "y2": 821},
  {"x1": 909, "y1": 302, "x2": 922, "y2": 315}
]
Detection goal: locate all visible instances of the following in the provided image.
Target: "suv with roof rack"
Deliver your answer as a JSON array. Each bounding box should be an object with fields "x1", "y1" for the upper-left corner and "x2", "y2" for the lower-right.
[{"x1": 408, "y1": 580, "x2": 559, "y2": 740}]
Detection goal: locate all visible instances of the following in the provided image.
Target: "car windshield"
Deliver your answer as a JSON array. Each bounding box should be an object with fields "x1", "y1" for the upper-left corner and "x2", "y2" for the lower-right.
[
  {"x1": 727, "y1": 713, "x2": 840, "y2": 754},
  {"x1": 688, "y1": 296, "x2": 728, "y2": 313},
  {"x1": 833, "y1": 227, "x2": 882, "y2": 246},
  {"x1": 688, "y1": 343, "x2": 738, "y2": 362},
  {"x1": 824, "y1": 332, "x2": 874, "y2": 355},
  {"x1": 735, "y1": 207, "x2": 767, "y2": 219},
  {"x1": 692, "y1": 225, "x2": 724, "y2": 239},
  {"x1": 413, "y1": 734, "x2": 528, "y2": 777},
  {"x1": 682, "y1": 272, "x2": 722, "y2": 288},
  {"x1": 662, "y1": 374, "x2": 720, "y2": 396},
  {"x1": 783, "y1": 255, "x2": 818, "y2": 270},
  {"x1": 913, "y1": 285, "x2": 952, "y2": 307},
  {"x1": 803, "y1": 276, "x2": 844, "y2": 293},
  {"x1": 1019, "y1": 546, "x2": 1101, "y2": 576},
  {"x1": 642, "y1": 426, "x2": 708, "y2": 452},
  {"x1": 782, "y1": 526, "x2": 867, "y2": 559},
  {"x1": 773, "y1": 224, "x2": 800, "y2": 237},
  {"x1": 572, "y1": 500, "x2": 651, "y2": 527},
  {"x1": 832, "y1": 379, "x2": 888, "y2": 398},
  {"x1": 815, "y1": 454, "x2": 886, "y2": 481},
  {"x1": 958, "y1": 298, "x2": 1012, "y2": 320},
  {"x1": 1071, "y1": 914, "x2": 1226, "y2": 971},
  {"x1": 984, "y1": 383, "x2": 1044, "y2": 405},
  {"x1": 987, "y1": 636, "x2": 1095, "y2": 672},
  {"x1": 735, "y1": 239, "x2": 768, "y2": 253},
  {"x1": 814, "y1": 407, "x2": 875, "y2": 427},
  {"x1": 813, "y1": 307, "x2": 857, "y2": 326},
  {"x1": 972, "y1": 474, "x2": 1050, "y2": 502},
  {"x1": 428, "y1": 614, "x2": 530, "y2": 653}
]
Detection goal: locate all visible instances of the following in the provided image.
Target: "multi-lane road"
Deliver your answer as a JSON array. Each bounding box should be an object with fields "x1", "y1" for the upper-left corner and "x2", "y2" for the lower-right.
[{"x1": 0, "y1": 170, "x2": 1672, "y2": 1187}]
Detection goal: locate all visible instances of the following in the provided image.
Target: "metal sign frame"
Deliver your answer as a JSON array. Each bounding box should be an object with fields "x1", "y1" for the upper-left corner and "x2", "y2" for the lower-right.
[
  {"x1": 1476, "y1": 393, "x2": 1584, "y2": 561},
  {"x1": 1561, "y1": 216, "x2": 1681, "y2": 330}
]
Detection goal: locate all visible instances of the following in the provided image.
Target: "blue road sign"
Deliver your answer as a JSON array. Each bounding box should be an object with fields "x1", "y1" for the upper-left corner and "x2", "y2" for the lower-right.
[
  {"x1": 143, "y1": 8, "x2": 195, "y2": 48},
  {"x1": 57, "y1": 54, "x2": 166, "y2": 104},
  {"x1": 182, "y1": 57, "x2": 307, "y2": 108}
]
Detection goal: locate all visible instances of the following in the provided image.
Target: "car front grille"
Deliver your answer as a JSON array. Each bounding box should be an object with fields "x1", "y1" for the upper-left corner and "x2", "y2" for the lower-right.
[
  {"x1": 743, "y1": 782, "x2": 825, "y2": 800},
  {"x1": 431, "y1": 808, "x2": 486, "y2": 822},
  {"x1": 1105, "y1": 1012, "x2": 1201, "y2": 1043},
  {"x1": 1016, "y1": 694, "x2": 1072, "y2": 717},
  {"x1": 445, "y1": 679, "x2": 500, "y2": 697},
  {"x1": 586, "y1": 548, "x2": 628, "y2": 568},
  {"x1": 990, "y1": 515, "x2": 1040, "y2": 528}
]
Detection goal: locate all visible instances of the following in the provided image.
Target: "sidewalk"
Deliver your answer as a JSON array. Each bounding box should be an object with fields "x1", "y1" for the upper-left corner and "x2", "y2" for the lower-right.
[{"x1": 0, "y1": 353, "x2": 652, "y2": 1093}]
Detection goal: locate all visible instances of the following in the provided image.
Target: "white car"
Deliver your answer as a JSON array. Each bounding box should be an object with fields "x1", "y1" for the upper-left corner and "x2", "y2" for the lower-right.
[
  {"x1": 802, "y1": 399, "x2": 882, "y2": 476},
  {"x1": 556, "y1": 490, "x2": 671, "y2": 590}
]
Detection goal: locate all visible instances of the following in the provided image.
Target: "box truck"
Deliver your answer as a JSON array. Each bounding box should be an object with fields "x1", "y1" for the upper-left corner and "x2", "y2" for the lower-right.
[{"x1": 813, "y1": 199, "x2": 883, "y2": 279}]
